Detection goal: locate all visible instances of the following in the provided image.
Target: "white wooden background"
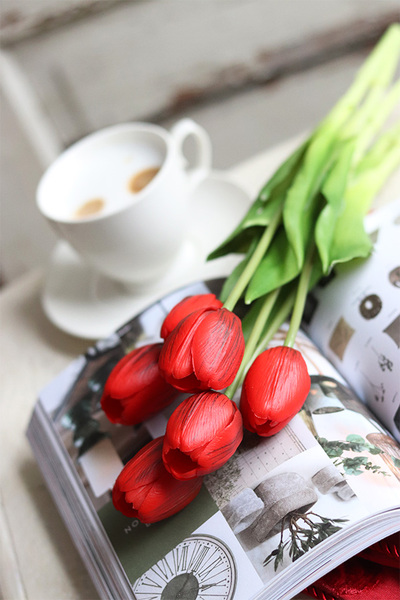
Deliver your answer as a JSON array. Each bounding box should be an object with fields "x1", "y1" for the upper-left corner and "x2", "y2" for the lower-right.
[{"x1": 1, "y1": 0, "x2": 399, "y2": 284}]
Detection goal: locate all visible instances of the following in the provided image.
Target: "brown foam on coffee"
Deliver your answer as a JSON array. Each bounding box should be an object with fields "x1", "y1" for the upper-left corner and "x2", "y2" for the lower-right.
[
  {"x1": 128, "y1": 167, "x2": 160, "y2": 193},
  {"x1": 74, "y1": 198, "x2": 105, "y2": 219}
]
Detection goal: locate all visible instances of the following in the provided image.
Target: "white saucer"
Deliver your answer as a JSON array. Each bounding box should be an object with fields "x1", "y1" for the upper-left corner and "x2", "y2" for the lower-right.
[{"x1": 42, "y1": 171, "x2": 251, "y2": 339}]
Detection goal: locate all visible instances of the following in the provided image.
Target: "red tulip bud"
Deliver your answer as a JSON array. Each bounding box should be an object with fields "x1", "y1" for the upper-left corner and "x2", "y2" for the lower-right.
[
  {"x1": 162, "y1": 391, "x2": 243, "y2": 479},
  {"x1": 159, "y1": 307, "x2": 245, "y2": 393},
  {"x1": 101, "y1": 344, "x2": 179, "y2": 426},
  {"x1": 112, "y1": 437, "x2": 203, "y2": 523},
  {"x1": 240, "y1": 346, "x2": 311, "y2": 436},
  {"x1": 161, "y1": 293, "x2": 223, "y2": 339}
]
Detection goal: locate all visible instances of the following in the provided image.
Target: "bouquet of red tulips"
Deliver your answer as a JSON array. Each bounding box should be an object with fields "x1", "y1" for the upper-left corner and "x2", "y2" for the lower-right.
[{"x1": 102, "y1": 25, "x2": 400, "y2": 523}]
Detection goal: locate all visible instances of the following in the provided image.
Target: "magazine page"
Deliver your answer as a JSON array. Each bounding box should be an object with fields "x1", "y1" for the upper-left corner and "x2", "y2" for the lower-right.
[
  {"x1": 304, "y1": 199, "x2": 400, "y2": 441},
  {"x1": 33, "y1": 279, "x2": 400, "y2": 600}
]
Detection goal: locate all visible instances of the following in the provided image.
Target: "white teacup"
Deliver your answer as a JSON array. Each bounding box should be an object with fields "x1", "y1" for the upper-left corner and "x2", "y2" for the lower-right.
[{"x1": 36, "y1": 119, "x2": 212, "y2": 285}]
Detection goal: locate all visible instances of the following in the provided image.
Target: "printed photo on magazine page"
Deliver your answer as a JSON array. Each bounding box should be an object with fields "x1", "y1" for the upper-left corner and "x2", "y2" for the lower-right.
[{"x1": 32, "y1": 278, "x2": 400, "y2": 600}]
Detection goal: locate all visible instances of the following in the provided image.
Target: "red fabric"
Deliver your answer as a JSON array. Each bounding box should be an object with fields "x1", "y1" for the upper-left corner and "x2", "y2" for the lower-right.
[
  {"x1": 359, "y1": 532, "x2": 400, "y2": 569},
  {"x1": 303, "y1": 532, "x2": 400, "y2": 600}
]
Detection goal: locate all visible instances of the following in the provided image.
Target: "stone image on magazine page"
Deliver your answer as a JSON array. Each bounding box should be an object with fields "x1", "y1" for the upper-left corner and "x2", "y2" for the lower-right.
[{"x1": 216, "y1": 443, "x2": 363, "y2": 582}]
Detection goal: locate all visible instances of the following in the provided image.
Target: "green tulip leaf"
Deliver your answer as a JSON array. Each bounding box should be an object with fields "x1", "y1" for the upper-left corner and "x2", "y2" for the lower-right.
[
  {"x1": 326, "y1": 124, "x2": 400, "y2": 269},
  {"x1": 245, "y1": 227, "x2": 301, "y2": 303},
  {"x1": 284, "y1": 24, "x2": 400, "y2": 271},
  {"x1": 315, "y1": 140, "x2": 356, "y2": 273},
  {"x1": 283, "y1": 126, "x2": 339, "y2": 271},
  {"x1": 327, "y1": 202, "x2": 372, "y2": 268},
  {"x1": 208, "y1": 140, "x2": 309, "y2": 260},
  {"x1": 208, "y1": 194, "x2": 283, "y2": 260},
  {"x1": 355, "y1": 121, "x2": 400, "y2": 179},
  {"x1": 214, "y1": 24, "x2": 400, "y2": 364},
  {"x1": 258, "y1": 138, "x2": 310, "y2": 202}
]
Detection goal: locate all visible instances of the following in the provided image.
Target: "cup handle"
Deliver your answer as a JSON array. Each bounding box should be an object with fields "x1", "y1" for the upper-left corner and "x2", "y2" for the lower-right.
[{"x1": 170, "y1": 118, "x2": 212, "y2": 188}]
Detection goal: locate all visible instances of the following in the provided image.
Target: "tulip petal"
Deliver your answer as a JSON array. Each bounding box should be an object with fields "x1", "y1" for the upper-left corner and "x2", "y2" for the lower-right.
[
  {"x1": 252, "y1": 413, "x2": 297, "y2": 437},
  {"x1": 118, "y1": 438, "x2": 163, "y2": 491},
  {"x1": 167, "y1": 393, "x2": 235, "y2": 453},
  {"x1": 161, "y1": 294, "x2": 222, "y2": 339},
  {"x1": 249, "y1": 347, "x2": 309, "y2": 420},
  {"x1": 112, "y1": 485, "x2": 139, "y2": 518},
  {"x1": 112, "y1": 437, "x2": 203, "y2": 523},
  {"x1": 240, "y1": 346, "x2": 311, "y2": 436},
  {"x1": 120, "y1": 381, "x2": 177, "y2": 424},
  {"x1": 163, "y1": 392, "x2": 243, "y2": 479},
  {"x1": 161, "y1": 372, "x2": 206, "y2": 394},
  {"x1": 101, "y1": 344, "x2": 179, "y2": 426},
  {"x1": 159, "y1": 310, "x2": 207, "y2": 380},
  {"x1": 114, "y1": 438, "x2": 164, "y2": 515},
  {"x1": 104, "y1": 345, "x2": 162, "y2": 400},
  {"x1": 160, "y1": 445, "x2": 200, "y2": 480},
  {"x1": 195, "y1": 406, "x2": 243, "y2": 470},
  {"x1": 100, "y1": 393, "x2": 125, "y2": 423},
  {"x1": 159, "y1": 307, "x2": 244, "y2": 394},
  {"x1": 137, "y1": 473, "x2": 203, "y2": 523},
  {"x1": 191, "y1": 309, "x2": 245, "y2": 390}
]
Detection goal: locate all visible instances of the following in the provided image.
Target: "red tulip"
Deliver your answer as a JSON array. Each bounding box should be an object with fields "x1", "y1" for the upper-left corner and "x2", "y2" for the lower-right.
[
  {"x1": 112, "y1": 437, "x2": 203, "y2": 523},
  {"x1": 240, "y1": 346, "x2": 311, "y2": 436},
  {"x1": 161, "y1": 293, "x2": 222, "y2": 339},
  {"x1": 101, "y1": 344, "x2": 179, "y2": 426},
  {"x1": 162, "y1": 391, "x2": 243, "y2": 479},
  {"x1": 159, "y1": 307, "x2": 245, "y2": 393}
]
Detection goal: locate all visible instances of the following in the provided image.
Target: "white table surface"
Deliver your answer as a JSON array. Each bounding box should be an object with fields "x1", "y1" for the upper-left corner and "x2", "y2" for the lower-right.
[{"x1": 1, "y1": 135, "x2": 398, "y2": 600}]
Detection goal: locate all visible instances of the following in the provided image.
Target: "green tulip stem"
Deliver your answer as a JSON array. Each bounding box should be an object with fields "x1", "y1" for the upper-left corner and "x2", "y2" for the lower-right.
[
  {"x1": 253, "y1": 291, "x2": 296, "y2": 358},
  {"x1": 225, "y1": 295, "x2": 294, "y2": 397},
  {"x1": 284, "y1": 244, "x2": 315, "y2": 348},
  {"x1": 225, "y1": 288, "x2": 280, "y2": 400},
  {"x1": 223, "y1": 206, "x2": 283, "y2": 312}
]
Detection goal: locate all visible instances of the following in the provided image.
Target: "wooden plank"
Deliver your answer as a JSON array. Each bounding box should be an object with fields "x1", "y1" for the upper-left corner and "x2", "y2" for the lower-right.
[
  {"x1": 6, "y1": 0, "x2": 399, "y2": 147},
  {"x1": 0, "y1": 88, "x2": 59, "y2": 283},
  {"x1": 162, "y1": 51, "x2": 372, "y2": 170},
  {"x1": 1, "y1": 1, "x2": 399, "y2": 284},
  {"x1": 2, "y1": 49, "x2": 399, "y2": 285},
  {"x1": 0, "y1": 491, "x2": 27, "y2": 600},
  {"x1": 0, "y1": 0, "x2": 127, "y2": 45}
]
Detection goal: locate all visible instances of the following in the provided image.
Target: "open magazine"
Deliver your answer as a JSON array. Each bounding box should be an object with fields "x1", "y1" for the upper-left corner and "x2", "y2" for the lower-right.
[{"x1": 27, "y1": 201, "x2": 400, "y2": 600}]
